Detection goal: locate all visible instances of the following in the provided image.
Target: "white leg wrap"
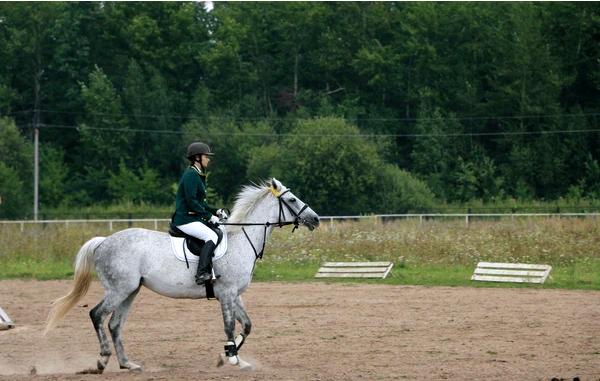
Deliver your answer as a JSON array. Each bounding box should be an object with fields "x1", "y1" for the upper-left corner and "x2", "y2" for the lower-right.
[
  {"x1": 225, "y1": 340, "x2": 238, "y2": 365},
  {"x1": 228, "y1": 355, "x2": 239, "y2": 365},
  {"x1": 235, "y1": 334, "x2": 244, "y2": 348}
]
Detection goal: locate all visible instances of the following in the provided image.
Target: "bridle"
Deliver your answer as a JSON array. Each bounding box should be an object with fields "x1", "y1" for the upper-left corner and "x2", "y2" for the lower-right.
[
  {"x1": 218, "y1": 188, "x2": 311, "y2": 261},
  {"x1": 275, "y1": 189, "x2": 310, "y2": 231}
]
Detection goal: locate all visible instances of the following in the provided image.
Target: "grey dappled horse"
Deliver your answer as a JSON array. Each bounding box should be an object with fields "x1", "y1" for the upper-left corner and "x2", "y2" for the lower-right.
[{"x1": 45, "y1": 178, "x2": 319, "y2": 372}]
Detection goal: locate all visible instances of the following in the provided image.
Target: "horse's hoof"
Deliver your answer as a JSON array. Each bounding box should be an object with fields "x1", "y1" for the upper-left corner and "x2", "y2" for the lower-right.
[
  {"x1": 97, "y1": 355, "x2": 110, "y2": 372},
  {"x1": 120, "y1": 362, "x2": 143, "y2": 372}
]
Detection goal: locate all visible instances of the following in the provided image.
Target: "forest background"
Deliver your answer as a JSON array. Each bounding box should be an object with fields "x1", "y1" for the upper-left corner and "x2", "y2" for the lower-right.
[{"x1": 0, "y1": 2, "x2": 599, "y2": 219}]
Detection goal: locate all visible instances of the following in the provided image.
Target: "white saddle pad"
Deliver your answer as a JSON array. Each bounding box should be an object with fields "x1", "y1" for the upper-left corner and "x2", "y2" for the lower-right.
[{"x1": 169, "y1": 227, "x2": 228, "y2": 263}]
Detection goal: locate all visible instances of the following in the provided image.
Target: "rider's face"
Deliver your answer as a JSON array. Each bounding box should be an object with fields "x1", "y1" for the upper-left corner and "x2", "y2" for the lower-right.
[{"x1": 201, "y1": 154, "x2": 210, "y2": 168}]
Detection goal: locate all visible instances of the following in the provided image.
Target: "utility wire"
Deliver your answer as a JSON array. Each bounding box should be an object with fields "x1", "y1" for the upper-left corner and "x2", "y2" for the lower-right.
[
  {"x1": 26, "y1": 123, "x2": 600, "y2": 138},
  {"x1": 8, "y1": 109, "x2": 600, "y2": 122}
]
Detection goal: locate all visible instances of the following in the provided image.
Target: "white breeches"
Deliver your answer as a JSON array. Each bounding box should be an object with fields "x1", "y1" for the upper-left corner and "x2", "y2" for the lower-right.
[{"x1": 177, "y1": 221, "x2": 218, "y2": 244}]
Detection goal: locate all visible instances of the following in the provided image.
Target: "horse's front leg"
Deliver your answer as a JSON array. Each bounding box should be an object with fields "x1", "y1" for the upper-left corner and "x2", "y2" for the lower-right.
[
  {"x1": 233, "y1": 295, "x2": 252, "y2": 351},
  {"x1": 218, "y1": 294, "x2": 238, "y2": 364},
  {"x1": 217, "y1": 294, "x2": 253, "y2": 370}
]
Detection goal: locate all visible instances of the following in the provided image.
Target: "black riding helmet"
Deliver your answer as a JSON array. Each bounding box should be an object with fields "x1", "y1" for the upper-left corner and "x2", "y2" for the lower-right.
[{"x1": 186, "y1": 142, "x2": 214, "y2": 159}]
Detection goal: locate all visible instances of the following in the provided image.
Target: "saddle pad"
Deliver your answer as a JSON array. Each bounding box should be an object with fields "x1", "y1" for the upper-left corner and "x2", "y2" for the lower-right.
[{"x1": 169, "y1": 227, "x2": 228, "y2": 263}]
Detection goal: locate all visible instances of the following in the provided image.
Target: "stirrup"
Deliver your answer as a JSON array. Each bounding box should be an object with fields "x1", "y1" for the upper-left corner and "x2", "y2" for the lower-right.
[{"x1": 195, "y1": 272, "x2": 212, "y2": 285}]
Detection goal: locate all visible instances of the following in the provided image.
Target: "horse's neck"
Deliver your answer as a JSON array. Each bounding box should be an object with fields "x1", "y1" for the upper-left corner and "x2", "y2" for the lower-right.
[{"x1": 228, "y1": 196, "x2": 278, "y2": 264}]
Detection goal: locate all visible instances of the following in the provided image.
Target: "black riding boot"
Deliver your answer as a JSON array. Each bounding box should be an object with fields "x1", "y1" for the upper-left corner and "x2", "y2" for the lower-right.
[{"x1": 195, "y1": 241, "x2": 216, "y2": 285}]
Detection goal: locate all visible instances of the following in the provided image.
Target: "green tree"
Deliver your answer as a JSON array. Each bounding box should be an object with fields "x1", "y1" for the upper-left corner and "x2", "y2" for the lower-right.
[
  {"x1": 0, "y1": 117, "x2": 32, "y2": 218},
  {"x1": 0, "y1": 2, "x2": 598, "y2": 209},
  {"x1": 410, "y1": 107, "x2": 462, "y2": 200},
  {"x1": 581, "y1": 154, "x2": 600, "y2": 198},
  {"x1": 76, "y1": 66, "x2": 131, "y2": 202},
  {"x1": 107, "y1": 161, "x2": 169, "y2": 204},
  {"x1": 123, "y1": 61, "x2": 181, "y2": 177},
  {"x1": 0, "y1": 162, "x2": 26, "y2": 219},
  {"x1": 453, "y1": 153, "x2": 504, "y2": 202},
  {"x1": 0, "y1": 3, "x2": 62, "y2": 125},
  {"x1": 78, "y1": 67, "x2": 130, "y2": 168},
  {"x1": 40, "y1": 144, "x2": 68, "y2": 208}
]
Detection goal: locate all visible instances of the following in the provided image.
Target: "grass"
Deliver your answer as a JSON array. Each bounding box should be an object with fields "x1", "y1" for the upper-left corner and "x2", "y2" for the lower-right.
[
  {"x1": 254, "y1": 261, "x2": 600, "y2": 290},
  {"x1": 0, "y1": 257, "x2": 74, "y2": 280},
  {"x1": 1, "y1": 217, "x2": 600, "y2": 290}
]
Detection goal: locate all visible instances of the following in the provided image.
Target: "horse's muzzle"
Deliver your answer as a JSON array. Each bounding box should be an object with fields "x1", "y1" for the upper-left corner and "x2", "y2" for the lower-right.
[{"x1": 303, "y1": 216, "x2": 320, "y2": 231}]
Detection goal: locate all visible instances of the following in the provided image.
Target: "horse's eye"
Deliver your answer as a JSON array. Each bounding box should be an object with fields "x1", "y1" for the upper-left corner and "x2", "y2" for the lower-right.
[{"x1": 289, "y1": 198, "x2": 296, "y2": 203}]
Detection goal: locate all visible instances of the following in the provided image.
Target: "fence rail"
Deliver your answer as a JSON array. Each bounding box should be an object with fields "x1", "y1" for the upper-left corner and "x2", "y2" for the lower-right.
[{"x1": 1, "y1": 213, "x2": 599, "y2": 232}]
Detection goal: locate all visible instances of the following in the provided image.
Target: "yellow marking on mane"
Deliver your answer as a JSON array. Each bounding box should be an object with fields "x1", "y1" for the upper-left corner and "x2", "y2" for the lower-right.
[{"x1": 270, "y1": 186, "x2": 281, "y2": 197}]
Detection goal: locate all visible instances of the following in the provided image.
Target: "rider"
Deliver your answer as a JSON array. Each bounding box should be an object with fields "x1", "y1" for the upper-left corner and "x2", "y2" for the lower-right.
[{"x1": 171, "y1": 142, "x2": 225, "y2": 285}]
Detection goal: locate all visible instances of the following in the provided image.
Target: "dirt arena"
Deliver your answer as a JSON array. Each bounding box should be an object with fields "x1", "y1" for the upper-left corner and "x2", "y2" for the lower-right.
[{"x1": 0, "y1": 280, "x2": 598, "y2": 381}]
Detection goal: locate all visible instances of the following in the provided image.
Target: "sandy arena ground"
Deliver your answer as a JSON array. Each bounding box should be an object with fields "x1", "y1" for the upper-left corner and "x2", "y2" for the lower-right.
[{"x1": 0, "y1": 280, "x2": 599, "y2": 381}]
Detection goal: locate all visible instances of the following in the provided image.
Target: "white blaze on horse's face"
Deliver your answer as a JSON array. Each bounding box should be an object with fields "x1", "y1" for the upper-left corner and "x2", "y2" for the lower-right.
[{"x1": 270, "y1": 178, "x2": 320, "y2": 231}]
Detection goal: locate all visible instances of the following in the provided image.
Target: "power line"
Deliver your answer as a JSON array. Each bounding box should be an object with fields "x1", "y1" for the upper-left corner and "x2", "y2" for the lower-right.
[
  {"x1": 8, "y1": 108, "x2": 600, "y2": 122},
  {"x1": 26, "y1": 123, "x2": 600, "y2": 138}
]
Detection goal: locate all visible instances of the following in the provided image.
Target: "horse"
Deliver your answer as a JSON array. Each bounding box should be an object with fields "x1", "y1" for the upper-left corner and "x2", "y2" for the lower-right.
[{"x1": 45, "y1": 178, "x2": 320, "y2": 372}]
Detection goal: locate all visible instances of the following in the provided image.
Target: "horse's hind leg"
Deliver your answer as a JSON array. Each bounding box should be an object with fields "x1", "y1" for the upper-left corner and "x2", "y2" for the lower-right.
[
  {"x1": 89, "y1": 289, "x2": 137, "y2": 373},
  {"x1": 90, "y1": 298, "x2": 114, "y2": 372},
  {"x1": 108, "y1": 286, "x2": 142, "y2": 371}
]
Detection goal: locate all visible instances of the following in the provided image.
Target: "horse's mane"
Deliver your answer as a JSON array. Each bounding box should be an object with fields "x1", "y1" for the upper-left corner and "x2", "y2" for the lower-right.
[{"x1": 227, "y1": 180, "x2": 281, "y2": 226}]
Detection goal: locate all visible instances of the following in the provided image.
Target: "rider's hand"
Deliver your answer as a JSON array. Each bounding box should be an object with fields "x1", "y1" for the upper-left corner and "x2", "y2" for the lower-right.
[
  {"x1": 209, "y1": 215, "x2": 220, "y2": 224},
  {"x1": 217, "y1": 208, "x2": 229, "y2": 220}
]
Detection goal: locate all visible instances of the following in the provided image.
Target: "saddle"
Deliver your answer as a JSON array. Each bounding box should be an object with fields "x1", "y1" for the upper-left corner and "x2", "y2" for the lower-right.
[
  {"x1": 168, "y1": 223, "x2": 224, "y2": 300},
  {"x1": 168, "y1": 223, "x2": 223, "y2": 256}
]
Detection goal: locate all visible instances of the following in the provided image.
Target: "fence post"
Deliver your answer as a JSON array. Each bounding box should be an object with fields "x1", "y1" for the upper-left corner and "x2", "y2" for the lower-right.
[
  {"x1": 109, "y1": 220, "x2": 113, "y2": 232},
  {"x1": 128, "y1": 213, "x2": 132, "y2": 228},
  {"x1": 154, "y1": 219, "x2": 158, "y2": 230}
]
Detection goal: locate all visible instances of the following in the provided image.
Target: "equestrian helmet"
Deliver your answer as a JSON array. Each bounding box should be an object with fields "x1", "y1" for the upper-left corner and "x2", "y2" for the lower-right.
[{"x1": 186, "y1": 142, "x2": 214, "y2": 159}]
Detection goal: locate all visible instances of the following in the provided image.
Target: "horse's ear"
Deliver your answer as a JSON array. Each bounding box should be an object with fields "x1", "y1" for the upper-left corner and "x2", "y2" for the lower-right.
[
  {"x1": 269, "y1": 178, "x2": 282, "y2": 197},
  {"x1": 271, "y1": 178, "x2": 280, "y2": 191}
]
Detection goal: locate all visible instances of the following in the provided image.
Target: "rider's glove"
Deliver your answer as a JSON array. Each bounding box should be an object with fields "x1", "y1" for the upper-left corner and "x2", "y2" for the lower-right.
[
  {"x1": 217, "y1": 208, "x2": 229, "y2": 220},
  {"x1": 209, "y1": 215, "x2": 220, "y2": 224}
]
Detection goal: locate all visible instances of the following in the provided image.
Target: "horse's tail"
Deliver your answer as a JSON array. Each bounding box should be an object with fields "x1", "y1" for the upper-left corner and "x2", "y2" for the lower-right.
[{"x1": 44, "y1": 236, "x2": 106, "y2": 335}]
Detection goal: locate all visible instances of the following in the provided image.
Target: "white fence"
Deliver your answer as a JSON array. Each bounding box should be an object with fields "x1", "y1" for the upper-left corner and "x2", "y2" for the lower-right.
[
  {"x1": 327, "y1": 213, "x2": 600, "y2": 226},
  {"x1": 1, "y1": 213, "x2": 599, "y2": 232}
]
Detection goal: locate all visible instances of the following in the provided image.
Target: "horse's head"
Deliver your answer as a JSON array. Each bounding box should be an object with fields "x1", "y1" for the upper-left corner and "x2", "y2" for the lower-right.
[{"x1": 269, "y1": 178, "x2": 320, "y2": 231}]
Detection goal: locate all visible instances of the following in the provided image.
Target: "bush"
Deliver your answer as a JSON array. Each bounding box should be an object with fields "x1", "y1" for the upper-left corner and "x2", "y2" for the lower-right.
[
  {"x1": 374, "y1": 164, "x2": 435, "y2": 213},
  {"x1": 248, "y1": 117, "x2": 436, "y2": 215}
]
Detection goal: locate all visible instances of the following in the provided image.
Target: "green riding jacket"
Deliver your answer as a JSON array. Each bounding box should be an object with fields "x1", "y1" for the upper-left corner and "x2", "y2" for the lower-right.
[{"x1": 172, "y1": 165, "x2": 218, "y2": 226}]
